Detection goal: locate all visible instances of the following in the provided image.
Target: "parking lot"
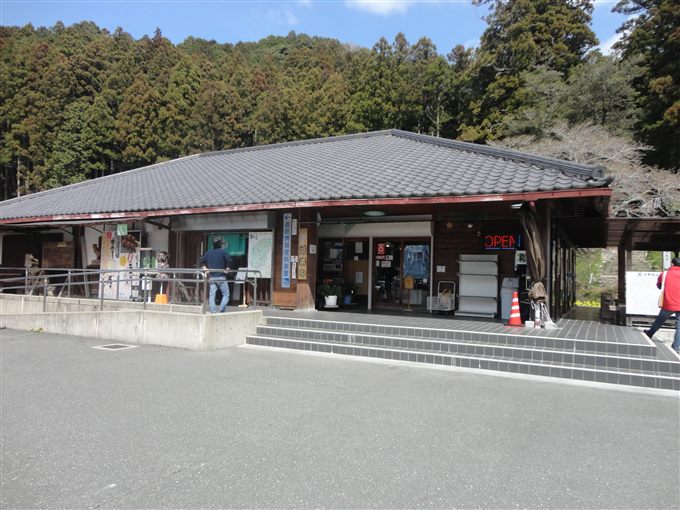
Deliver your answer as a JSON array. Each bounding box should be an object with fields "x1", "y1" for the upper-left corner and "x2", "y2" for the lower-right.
[{"x1": 1, "y1": 329, "x2": 678, "y2": 509}]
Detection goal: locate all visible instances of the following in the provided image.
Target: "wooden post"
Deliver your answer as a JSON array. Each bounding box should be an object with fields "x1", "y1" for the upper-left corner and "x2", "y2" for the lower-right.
[{"x1": 617, "y1": 238, "x2": 627, "y2": 326}]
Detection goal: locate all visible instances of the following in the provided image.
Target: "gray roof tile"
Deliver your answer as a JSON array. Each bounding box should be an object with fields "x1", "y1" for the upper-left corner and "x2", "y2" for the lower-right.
[{"x1": 0, "y1": 130, "x2": 610, "y2": 222}]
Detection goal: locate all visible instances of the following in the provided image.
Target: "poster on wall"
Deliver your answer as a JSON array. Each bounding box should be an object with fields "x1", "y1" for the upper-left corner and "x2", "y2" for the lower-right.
[
  {"x1": 99, "y1": 232, "x2": 141, "y2": 300},
  {"x1": 281, "y1": 214, "x2": 292, "y2": 288},
  {"x1": 403, "y1": 245, "x2": 430, "y2": 279},
  {"x1": 248, "y1": 232, "x2": 273, "y2": 279},
  {"x1": 100, "y1": 232, "x2": 117, "y2": 299}
]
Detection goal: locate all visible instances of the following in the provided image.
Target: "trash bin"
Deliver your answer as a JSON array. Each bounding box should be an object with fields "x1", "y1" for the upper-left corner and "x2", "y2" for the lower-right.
[{"x1": 501, "y1": 277, "x2": 519, "y2": 321}]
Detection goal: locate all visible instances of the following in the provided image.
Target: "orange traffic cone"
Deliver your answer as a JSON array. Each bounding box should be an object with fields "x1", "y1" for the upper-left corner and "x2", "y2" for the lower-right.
[{"x1": 508, "y1": 291, "x2": 522, "y2": 326}]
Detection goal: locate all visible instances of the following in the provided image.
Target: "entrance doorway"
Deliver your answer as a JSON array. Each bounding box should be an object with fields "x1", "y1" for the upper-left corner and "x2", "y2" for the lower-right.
[
  {"x1": 317, "y1": 238, "x2": 370, "y2": 308},
  {"x1": 373, "y1": 239, "x2": 430, "y2": 310}
]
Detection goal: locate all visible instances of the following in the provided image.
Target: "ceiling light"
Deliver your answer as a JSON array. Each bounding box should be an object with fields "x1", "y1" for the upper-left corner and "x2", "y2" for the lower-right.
[
  {"x1": 362, "y1": 210, "x2": 386, "y2": 217},
  {"x1": 511, "y1": 203, "x2": 523, "y2": 210}
]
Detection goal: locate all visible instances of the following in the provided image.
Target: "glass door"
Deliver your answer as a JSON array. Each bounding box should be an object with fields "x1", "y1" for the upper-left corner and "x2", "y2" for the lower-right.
[
  {"x1": 373, "y1": 240, "x2": 401, "y2": 309},
  {"x1": 402, "y1": 241, "x2": 430, "y2": 311},
  {"x1": 373, "y1": 239, "x2": 431, "y2": 311}
]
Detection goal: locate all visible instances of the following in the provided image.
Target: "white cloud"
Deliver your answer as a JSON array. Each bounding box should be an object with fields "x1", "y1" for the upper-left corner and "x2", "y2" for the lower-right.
[
  {"x1": 298, "y1": 0, "x2": 312, "y2": 5},
  {"x1": 267, "y1": 6, "x2": 299, "y2": 26},
  {"x1": 345, "y1": 0, "x2": 415, "y2": 16},
  {"x1": 597, "y1": 32, "x2": 622, "y2": 55}
]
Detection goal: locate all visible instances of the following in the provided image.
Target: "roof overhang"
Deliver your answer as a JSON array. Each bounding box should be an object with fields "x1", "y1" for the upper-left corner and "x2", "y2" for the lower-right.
[
  {"x1": 0, "y1": 188, "x2": 612, "y2": 226},
  {"x1": 558, "y1": 217, "x2": 680, "y2": 251}
]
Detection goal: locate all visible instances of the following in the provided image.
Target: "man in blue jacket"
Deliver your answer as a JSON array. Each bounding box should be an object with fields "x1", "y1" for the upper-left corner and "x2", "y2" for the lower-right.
[{"x1": 200, "y1": 238, "x2": 232, "y2": 313}]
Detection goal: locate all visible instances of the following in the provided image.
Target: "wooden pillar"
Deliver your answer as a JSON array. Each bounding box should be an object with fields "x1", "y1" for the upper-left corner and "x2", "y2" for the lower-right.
[
  {"x1": 296, "y1": 209, "x2": 318, "y2": 310},
  {"x1": 617, "y1": 231, "x2": 630, "y2": 326},
  {"x1": 539, "y1": 201, "x2": 553, "y2": 315}
]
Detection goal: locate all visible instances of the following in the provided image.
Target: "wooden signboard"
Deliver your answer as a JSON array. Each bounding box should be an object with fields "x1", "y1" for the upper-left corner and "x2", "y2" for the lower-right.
[
  {"x1": 42, "y1": 241, "x2": 74, "y2": 268},
  {"x1": 298, "y1": 228, "x2": 308, "y2": 280}
]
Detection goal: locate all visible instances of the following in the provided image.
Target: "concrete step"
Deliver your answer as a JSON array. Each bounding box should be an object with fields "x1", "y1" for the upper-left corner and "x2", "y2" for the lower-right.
[
  {"x1": 263, "y1": 317, "x2": 657, "y2": 358},
  {"x1": 245, "y1": 335, "x2": 680, "y2": 391},
  {"x1": 253, "y1": 325, "x2": 680, "y2": 376}
]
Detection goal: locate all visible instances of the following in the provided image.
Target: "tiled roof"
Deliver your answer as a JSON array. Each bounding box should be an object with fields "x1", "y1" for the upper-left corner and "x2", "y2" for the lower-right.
[{"x1": 0, "y1": 130, "x2": 610, "y2": 222}]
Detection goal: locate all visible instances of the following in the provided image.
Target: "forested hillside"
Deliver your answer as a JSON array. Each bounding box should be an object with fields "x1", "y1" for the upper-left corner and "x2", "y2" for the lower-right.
[{"x1": 1, "y1": 0, "x2": 677, "y2": 203}]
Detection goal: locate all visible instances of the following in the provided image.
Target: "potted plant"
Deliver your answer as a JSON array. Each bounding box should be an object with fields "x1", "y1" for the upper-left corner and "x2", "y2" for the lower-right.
[
  {"x1": 318, "y1": 279, "x2": 342, "y2": 307},
  {"x1": 342, "y1": 281, "x2": 357, "y2": 305}
]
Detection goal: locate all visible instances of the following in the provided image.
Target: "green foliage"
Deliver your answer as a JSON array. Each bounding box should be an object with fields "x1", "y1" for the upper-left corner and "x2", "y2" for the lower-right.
[
  {"x1": 574, "y1": 249, "x2": 608, "y2": 302},
  {"x1": 115, "y1": 76, "x2": 162, "y2": 167},
  {"x1": 0, "y1": 12, "x2": 675, "y2": 200},
  {"x1": 505, "y1": 54, "x2": 644, "y2": 138},
  {"x1": 464, "y1": 0, "x2": 598, "y2": 140},
  {"x1": 318, "y1": 279, "x2": 342, "y2": 298},
  {"x1": 614, "y1": 0, "x2": 680, "y2": 169}
]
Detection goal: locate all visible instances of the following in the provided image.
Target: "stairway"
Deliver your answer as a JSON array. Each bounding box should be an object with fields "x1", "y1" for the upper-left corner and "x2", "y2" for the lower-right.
[{"x1": 246, "y1": 315, "x2": 680, "y2": 391}]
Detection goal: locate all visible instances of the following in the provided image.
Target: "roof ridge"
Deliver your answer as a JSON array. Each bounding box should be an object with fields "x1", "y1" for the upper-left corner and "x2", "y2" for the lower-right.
[
  {"x1": 388, "y1": 129, "x2": 605, "y2": 179},
  {"x1": 196, "y1": 130, "x2": 392, "y2": 159}
]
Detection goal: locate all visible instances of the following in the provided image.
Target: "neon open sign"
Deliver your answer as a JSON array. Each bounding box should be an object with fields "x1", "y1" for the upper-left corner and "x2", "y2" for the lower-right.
[{"x1": 483, "y1": 234, "x2": 520, "y2": 250}]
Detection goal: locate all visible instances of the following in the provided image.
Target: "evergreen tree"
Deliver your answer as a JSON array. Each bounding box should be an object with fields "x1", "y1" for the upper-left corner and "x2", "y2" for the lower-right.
[
  {"x1": 463, "y1": 0, "x2": 598, "y2": 141},
  {"x1": 47, "y1": 100, "x2": 92, "y2": 187},
  {"x1": 159, "y1": 57, "x2": 203, "y2": 158},
  {"x1": 614, "y1": 0, "x2": 680, "y2": 169},
  {"x1": 564, "y1": 52, "x2": 643, "y2": 133},
  {"x1": 190, "y1": 79, "x2": 246, "y2": 151},
  {"x1": 115, "y1": 76, "x2": 162, "y2": 168}
]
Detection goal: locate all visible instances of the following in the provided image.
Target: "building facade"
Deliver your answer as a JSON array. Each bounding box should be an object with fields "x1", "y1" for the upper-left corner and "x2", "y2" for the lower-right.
[{"x1": 0, "y1": 130, "x2": 612, "y2": 319}]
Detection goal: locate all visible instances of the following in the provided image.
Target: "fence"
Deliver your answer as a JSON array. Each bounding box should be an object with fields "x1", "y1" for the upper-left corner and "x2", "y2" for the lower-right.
[{"x1": 0, "y1": 266, "x2": 262, "y2": 313}]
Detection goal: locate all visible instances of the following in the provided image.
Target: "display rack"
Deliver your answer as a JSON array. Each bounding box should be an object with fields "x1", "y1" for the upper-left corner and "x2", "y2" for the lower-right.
[{"x1": 455, "y1": 254, "x2": 498, "y2": 318}]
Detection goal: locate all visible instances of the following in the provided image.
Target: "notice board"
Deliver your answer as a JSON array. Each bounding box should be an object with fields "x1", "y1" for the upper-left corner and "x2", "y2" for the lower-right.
[{"x1": 626, "y1": 271, "x2": 662, "y2": 316}]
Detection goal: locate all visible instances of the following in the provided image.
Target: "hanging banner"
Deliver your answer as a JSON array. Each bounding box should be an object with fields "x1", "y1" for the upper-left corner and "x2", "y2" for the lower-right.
[
  {"x1": 298, "y1": 228, "x2": 308, "y2": 280},
  {"x1": 281, "y1": 213, "x2": 292, "y2": 288}
]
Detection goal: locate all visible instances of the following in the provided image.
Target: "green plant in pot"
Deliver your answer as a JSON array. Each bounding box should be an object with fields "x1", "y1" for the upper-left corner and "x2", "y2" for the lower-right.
[{"x1": 318, "y1": 279, "x2": 342, "y2": 307}]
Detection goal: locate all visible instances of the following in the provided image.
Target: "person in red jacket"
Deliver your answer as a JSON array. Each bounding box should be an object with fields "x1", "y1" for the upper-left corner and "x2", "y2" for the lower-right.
[{"x1": 644, "y1": 257, "x2": 680, "y2": 354}]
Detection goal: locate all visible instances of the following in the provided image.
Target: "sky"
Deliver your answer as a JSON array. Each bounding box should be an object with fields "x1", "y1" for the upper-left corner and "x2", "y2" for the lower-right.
[{"x1": 1, "y1": 0, "x2": 628, "y2": 55}]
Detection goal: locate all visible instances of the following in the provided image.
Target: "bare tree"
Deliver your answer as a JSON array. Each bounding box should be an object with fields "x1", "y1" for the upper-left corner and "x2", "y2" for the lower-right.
[{"x1": 492, "y1": 123, "x2": 680, "y2": 217}]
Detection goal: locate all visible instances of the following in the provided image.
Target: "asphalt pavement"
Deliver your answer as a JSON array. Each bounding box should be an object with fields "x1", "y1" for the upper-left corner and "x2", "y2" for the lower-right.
[{"x1": 1, "y1": 329, "x2": 679, "y2": 509}]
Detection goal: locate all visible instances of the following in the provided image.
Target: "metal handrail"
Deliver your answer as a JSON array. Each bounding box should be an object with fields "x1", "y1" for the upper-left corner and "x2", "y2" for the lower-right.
[{"x1": 0, "y1": 267, "x2": 264, "y2": 313}]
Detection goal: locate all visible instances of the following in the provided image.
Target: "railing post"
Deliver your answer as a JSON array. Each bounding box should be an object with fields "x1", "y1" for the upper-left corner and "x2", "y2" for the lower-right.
[
  {"x1": 25, "y1": 268, "x2": 29, "y2": 295},
  {"x1": 115, "y1": 271, "x2": 120, "y2": 303},
  {"x1": 171, "y1": 272, "x2": 176, "y2": 305},
  {"x1": 67, "y1": 269, "x2": 72, "y2": 298},
  {"x1": 254, "y1": 275, "x2": 258, "y2": 307},
  {"x1": 202, "y1": 274, "x2": 208, "y2": 314},
  {"x1": 43, "y1": 276, "x2": 48, "y2": 312},
  {"x1": 143, "y1": 270, "x2": 148, "y2": 310},
  {"x1": 195, "y1": 271, "x2": 201, "y2": 306},
  {"x1": 100, "y1": 275, "x2": 105, "y2": 311}
]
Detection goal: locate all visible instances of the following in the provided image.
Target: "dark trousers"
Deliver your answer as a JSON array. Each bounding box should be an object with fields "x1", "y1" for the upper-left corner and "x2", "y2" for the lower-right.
[{"x1": 648, "y1": 309, "x2": 680, "y2": 352}]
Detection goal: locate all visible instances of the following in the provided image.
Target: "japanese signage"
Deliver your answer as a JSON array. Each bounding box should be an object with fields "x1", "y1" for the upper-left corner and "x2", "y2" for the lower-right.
[
  {"x1": 281, "y1": 213, "x2": 292, "y2": 288},
  {"x1": 298, "y1": 228, "x2": 308, "y2": 280}
]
